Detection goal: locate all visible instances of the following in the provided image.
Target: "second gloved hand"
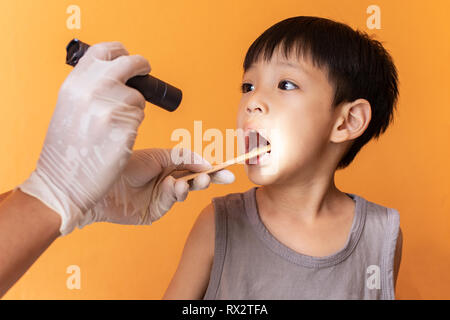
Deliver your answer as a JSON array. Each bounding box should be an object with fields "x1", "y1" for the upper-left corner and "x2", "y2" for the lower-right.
[
  {"x1": 18, "y1": 41, "x2": 152, "y2": 235},
  {"x1": 80, "y1": 148, "x2": 235, "y2": 226}
]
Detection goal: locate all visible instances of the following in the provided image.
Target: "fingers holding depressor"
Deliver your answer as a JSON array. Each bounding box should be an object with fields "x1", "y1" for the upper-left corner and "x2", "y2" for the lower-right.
[
  {"x1": 174, "y1": 178, "x2": 190, "y2": 202},
  {"x1": 189, "y1": 172, "x2": 211, "y2": 191},
  {"x1": 169, "y1": 148, "x2": 212, "y2": 172},
  {"x1": 160, "y1": 175, "x2": 189, "y2": 203},
  {"x1": 209, "y1": 169, "x2": 235, "y2": 184},
  {"x1": 184, "y1": 169, "x2": 235, "y2": 191}
]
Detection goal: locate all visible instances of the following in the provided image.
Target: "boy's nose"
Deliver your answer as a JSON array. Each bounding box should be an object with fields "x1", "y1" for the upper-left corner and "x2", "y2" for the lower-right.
[{"x1": 246, "y1": 104, "x2": 266, "y2": 114}]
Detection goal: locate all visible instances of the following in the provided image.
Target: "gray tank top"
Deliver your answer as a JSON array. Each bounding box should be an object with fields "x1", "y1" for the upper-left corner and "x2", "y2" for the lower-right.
[{"x1": 203, "y1": 187, "x2": 400, "y2": 300}]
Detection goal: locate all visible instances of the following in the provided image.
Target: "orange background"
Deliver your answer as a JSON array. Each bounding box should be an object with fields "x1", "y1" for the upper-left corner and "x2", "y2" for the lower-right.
[{"x1": 0, "y1": 0, "x2": 449, "y2": 299}]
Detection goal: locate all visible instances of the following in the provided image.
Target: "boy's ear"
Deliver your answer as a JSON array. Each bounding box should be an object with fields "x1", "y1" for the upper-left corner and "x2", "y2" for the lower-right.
[{"x1": 330, "y1": 99, "x2": 372, "y2": 143}]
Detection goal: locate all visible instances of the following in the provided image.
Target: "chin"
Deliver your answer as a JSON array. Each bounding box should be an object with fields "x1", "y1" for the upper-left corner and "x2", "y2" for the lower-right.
[{"x1": 245, "y1": 164, "x2": 282, "y2": 186}]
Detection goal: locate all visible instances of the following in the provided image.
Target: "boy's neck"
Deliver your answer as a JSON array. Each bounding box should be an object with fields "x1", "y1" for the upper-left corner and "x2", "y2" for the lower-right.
[{"x1": 257, "y1": 176, "x2": 347, "y2": 224}]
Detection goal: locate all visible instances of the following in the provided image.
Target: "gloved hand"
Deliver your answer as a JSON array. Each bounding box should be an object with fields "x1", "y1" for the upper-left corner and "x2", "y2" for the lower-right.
[
  {"x1": 80, "y1": 148, "x2": 235, "y2": 226},
  {"x1": 18, "y1": 41, "x2": 151, "y2": 235}
]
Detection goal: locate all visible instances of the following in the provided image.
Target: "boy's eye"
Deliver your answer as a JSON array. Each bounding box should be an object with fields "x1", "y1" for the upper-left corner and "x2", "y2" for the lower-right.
[
  {"x1": 278, "y1": 80, "x2": 298, "y2": 90},
  {"x1": 241, "y1": 83, "x2": 254, "y2": 93}
]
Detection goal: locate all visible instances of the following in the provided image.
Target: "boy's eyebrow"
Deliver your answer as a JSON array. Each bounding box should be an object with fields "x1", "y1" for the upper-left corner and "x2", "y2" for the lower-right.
[{"x1": 243, "y1": 60, "x2": 313, "y2": 79}]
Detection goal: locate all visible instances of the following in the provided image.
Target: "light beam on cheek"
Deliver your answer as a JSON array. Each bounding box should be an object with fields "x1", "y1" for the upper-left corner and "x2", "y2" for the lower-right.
[{"x1": 261, "y1": 128, "x2": 282, "y2": 177}]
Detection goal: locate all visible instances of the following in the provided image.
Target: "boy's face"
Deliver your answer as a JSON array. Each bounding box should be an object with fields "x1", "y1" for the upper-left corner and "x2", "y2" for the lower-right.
[{"x1": 236, "y1": 47, "x2": 338, "y2": 185}]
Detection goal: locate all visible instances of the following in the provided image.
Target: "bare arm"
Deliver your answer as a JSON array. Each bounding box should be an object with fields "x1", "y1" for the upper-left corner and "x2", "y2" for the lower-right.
[
  {"x1": 163, "y1": 203, "x2": 215, "y2": 299},
  {"x1": 0, "y1": 190, "x2": 12, "y2": 203},
  {"x1": 0, "y1": 189, "x2": 61, "y2": 297}
]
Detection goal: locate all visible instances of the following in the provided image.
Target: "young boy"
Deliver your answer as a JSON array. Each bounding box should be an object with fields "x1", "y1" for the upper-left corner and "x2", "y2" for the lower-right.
[{"x1": 164, "y1": 16, "x2": 402, "y2": 299}]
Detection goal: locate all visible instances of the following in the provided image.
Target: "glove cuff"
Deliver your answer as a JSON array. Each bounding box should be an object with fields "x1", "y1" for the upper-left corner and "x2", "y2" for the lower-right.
[{"x1": 18, "y1": 170, "x2": 84, "y2": 236}]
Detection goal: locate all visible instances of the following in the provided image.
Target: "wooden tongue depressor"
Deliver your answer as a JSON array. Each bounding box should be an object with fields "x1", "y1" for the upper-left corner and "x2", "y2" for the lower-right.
[{"x1": 175, "y1": 144, "x2": 272, "y2": 182}]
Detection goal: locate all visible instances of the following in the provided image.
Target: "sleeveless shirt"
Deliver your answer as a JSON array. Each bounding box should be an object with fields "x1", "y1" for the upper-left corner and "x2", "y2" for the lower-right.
[{"x1": 203, "y1": 187, "x2": 400, "y2": 300}]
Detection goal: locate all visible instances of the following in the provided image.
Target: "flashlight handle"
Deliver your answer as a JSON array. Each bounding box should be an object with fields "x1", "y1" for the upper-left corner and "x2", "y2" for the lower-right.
[
  {"x1": 125, "y1": 75, "x2": 181, "y2": 112},
  {"x1": 65, "y1": 38, "x2": 182, "y2": 112}
]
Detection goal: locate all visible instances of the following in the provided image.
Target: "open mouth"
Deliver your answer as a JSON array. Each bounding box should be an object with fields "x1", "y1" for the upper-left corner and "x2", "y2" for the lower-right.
[{"x1": 245, "y1": 129, "x2": 271, "y2": 165}]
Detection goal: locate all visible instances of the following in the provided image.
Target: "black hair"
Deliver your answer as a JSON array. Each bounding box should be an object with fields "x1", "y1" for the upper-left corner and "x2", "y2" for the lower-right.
[{"x1": 243, "y1": 16, "x2": 399, "y2": 170}]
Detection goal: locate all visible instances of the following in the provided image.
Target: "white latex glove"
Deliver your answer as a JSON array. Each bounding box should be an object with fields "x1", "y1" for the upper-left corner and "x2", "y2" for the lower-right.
[
  {"x1": 80, "y1": 148, "x2": 235, "y2": 226},
  {"x1": 18, "y1": 41, "x2": 151, "y2": 235}
]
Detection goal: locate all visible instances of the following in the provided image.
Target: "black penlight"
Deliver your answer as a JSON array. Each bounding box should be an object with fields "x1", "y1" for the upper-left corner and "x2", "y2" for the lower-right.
[{"x1": 65, "y1": 38, "x2": 182, "y2": 112}]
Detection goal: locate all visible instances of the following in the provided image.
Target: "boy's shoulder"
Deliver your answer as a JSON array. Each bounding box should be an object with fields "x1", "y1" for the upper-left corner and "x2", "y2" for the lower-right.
[
  {"x1": 191, "y1": 189, "x2": 251, "y2": 262},
  {"x1": 198, "y1": 188, "x2": 252, "y2": 224},
  {"x1": 355, "y1": 193, "x2": 400, "y2": 221},
  {"x1": 210, "y1": 188, "x2": 253, "y2": 218},
  {"x1": 196, "y1": 202, "x2": 215, "y2": 232},
  {"x1": 211, "y1": 188, "x2": 250, "y2": 202},
  {"x1": 352, "y1": 193, "x2": 401, "y2": 246},
  {"x1": 186, "y1": 202, "x2": 215, "y2": 262},
  {"x1": 355, "y1": 194, "x2": 402, "y2": 285}
]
